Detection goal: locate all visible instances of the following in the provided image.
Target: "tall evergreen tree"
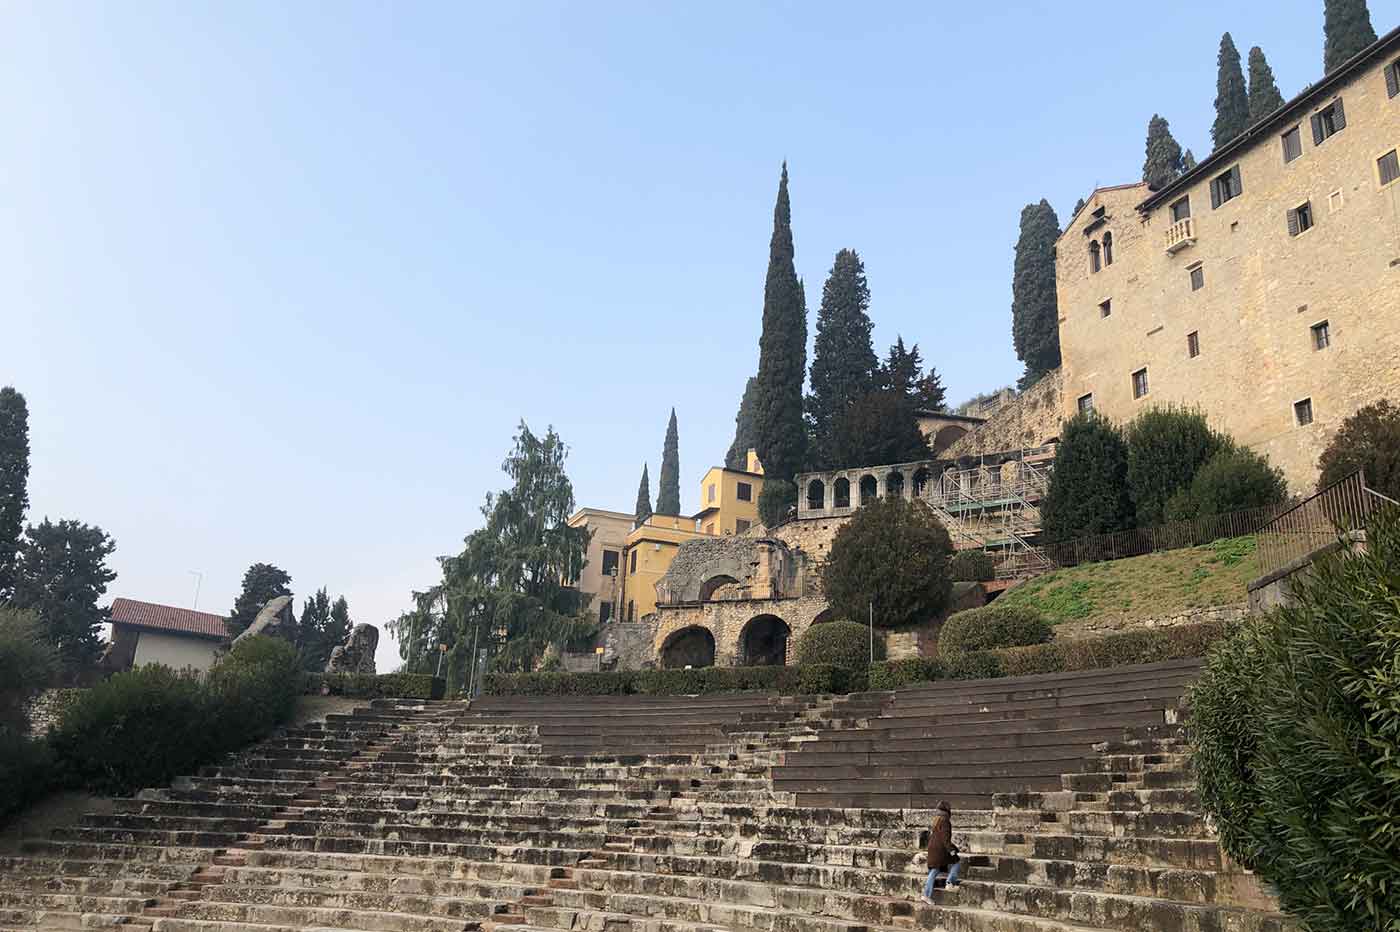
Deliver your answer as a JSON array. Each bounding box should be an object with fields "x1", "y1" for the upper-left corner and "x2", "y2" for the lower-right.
[
  {"x1": 1324, "y1": 0, "x2": 1377, "y2": 73},
  {"x1": 14, "y1": 519, "x2": 117, "y2": 670},
  {"x1": 881, "y1": 338, "x2": 922, "y2": 395},
  {"x1": 1071, "y1": 198, "x2": 1087, "y2": 220},
  {"x1": 805, "y1": 249, "x2": 878, "y2": 470},
  {"x1": 1246, "y1": 47, "x2": 1286, "y2": 123},
  {"x1": 1212, "y1": 33, "x2": 1251, "y2": 149},
  {"x1": 297, "y1": 588, "x2": 332, "y2": 670},
  {"x1": 1182, "y1": 149, "x2": 1198, "y2": 172},
  {"x1": 227, "y1": 563, "x2": 293, "y2": 638},
  {"x1": 634, "y1": 463, "x2": 653, "y2": 524},
  {"x1": 0, "y1": 387, "x2": 29, "y2": 601},
  {"x1": 752, "y1": 164, "x2": 808, "y2": 526},
  {"x1": 1010, "y1": 201, "x2": 1062, "y2": 390},
  {"x1": 1143, "y1": 115, "x2": 1185, "y2": 189},
  {"x1": 656, "y1": 409, "x2": 681, "y2": 516},
  {"x1": 724, "y1": 377, "x2": 760, "y2": 470},
  {"x1": 829, "y1": 390, "x2": 930, "y2": 470},
  {"x1": 326, "y1": 596, "x2": 351, "y2": 658}
]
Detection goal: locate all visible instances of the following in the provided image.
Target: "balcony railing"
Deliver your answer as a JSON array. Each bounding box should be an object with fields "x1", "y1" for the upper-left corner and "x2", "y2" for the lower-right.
[{"x1": 1164, "y1": 217, "x2": 1196, "y2": 254}]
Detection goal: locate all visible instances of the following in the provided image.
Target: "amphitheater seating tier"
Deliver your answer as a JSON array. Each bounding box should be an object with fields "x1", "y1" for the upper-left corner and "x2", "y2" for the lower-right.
[{"x1": 0, "y1": 659, "x2": 1297, "y2": 932}]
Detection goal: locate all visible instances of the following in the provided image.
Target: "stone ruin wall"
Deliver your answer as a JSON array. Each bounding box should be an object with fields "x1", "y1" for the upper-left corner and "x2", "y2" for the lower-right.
[{"x1": 945, "y1": 367, "x2": 1064, "y2": 457}]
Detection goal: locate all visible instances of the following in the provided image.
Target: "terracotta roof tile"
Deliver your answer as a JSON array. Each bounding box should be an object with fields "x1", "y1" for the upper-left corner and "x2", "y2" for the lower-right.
[{"x1": 110, "y1": 598, "x2": 228, "y2": 639}]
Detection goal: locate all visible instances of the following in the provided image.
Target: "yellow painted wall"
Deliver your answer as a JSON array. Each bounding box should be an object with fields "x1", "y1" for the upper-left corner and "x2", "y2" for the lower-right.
[
  {"x1": 697, "y1": 467, "x2": 764, "y2": 536},
  {"x1": 622, "y1": 515, "x2": 700, "y2": 619}
]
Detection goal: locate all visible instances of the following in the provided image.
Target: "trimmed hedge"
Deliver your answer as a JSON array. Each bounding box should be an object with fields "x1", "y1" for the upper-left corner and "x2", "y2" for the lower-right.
[
  {"x1": 939, "y1": 603, "x2": 1052, "y2": 654},
  {"x1": 948, "y1": 550, "x2": 996, "y2": 583},
  {"x1": 303, "y1": 672, "x2": 446, "y2": 700},
  {"x1": 484, "y1": 663, "x2": 866, "y2": 697},
  {"x1": 794, "y1": 620, "x2": 883, "y2": 669}
]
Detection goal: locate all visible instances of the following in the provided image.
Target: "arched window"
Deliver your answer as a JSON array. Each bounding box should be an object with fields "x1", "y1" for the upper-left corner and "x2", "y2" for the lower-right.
[
  {"x1": 886, "y1": 471, "x2": 905, "y2": 498},
  {"x1": 833, "y1": 477, "x2": 851, "y2": 509},
  {"x1": 859, "y1": 475, "x2": 879, "y2": 504},
  {"x1": 1089, "y1": 240, "x2": 1102, "y2": 273},
  {"x1": 1102, "y1": 231, "x2": 1114, "y2": 266},
  {"x1": 913, "y1": 468, "x2": 932, "y2": 498},
  {"x1": 806, "y1": 479, "x2": 826, "y2": 511}
]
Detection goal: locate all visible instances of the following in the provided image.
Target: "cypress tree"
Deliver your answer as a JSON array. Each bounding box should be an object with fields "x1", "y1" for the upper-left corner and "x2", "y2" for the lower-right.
[
  {"x1": 1010, "y1": 201, "x2": 1061, "y2": 390},
  {"x1": 1143, "y1": 115, "x2": 1185, "y2": 189},
  {"x1": 1212, "y1": 33, "x2": 1251, "y2": 149},
  {"x1": 1071, "y1": 198, "x2": 1086, "y2": 220},
  {"x1": 1247, "y1": 47, "x2": 1286, "y2": 123},
  {"x1": 753, "y1": 163, "x2": 808, "y2": 527},
  {"x1": 634, "y1": 464, "x2": 652, "y2": 524},
  {"x1": 1183, "y1": 149, "x2": 1198, "y2": 172},
  {"x1": 0, "y1": 387, "x2": 29, "y2": 601},
  {"x1": 656, "y1": 410, "x2": 680, "y2": 516},
  {"x1": 725, "y1": 377, "x2": 760, "y2": 469},
  {"x1": 1324, "y1": 0, "x2": 1377, "y2": 73},
  {"x1": 806, "y1": 248, "x2": 877, "y2": 470}
]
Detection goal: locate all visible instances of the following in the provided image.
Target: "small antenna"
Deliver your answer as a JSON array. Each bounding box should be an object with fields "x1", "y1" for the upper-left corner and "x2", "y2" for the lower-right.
[{"x1": 188, "y1": 570, "x2": 204, "y2": 610}]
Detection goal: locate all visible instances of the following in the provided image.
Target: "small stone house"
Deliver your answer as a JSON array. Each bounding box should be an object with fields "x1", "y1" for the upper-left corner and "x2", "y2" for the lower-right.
[{"x1": 106, "y1": 598, "x2": 228, "y2": 673}]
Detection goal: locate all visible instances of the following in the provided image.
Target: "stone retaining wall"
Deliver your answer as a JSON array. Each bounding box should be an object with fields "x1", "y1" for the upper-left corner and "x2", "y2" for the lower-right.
[
  {"x1": 1052, "y1": 603, "x2": 1251, "y2": 640},
  {"x1": 24, "y1": 687, "x2": 84, "y2": 738},
  {"x1": 945, "y1": 368, "x2": 1063, "y2": 457}
]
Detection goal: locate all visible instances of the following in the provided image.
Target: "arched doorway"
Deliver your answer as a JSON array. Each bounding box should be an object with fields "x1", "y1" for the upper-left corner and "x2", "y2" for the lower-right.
[
  {"x1": 660, "y1": 626, "x2": 716, "y2": 669},
  {"x1": 859, "y1": 475, "x2": 878, "y2": 505},
  {"x1": 833, "y1": 477, "x2": 851, "y2": 508},
  {"x1": 698, "y1": 575, "x2": 739, "y2": 602},
  {"x1": 886, "y1": 471, "x2": 905, "y2": 498},
  {"x1": 740, "y1": 615, "x2": 790, "y2": 667},
  {"x1": 912, "y1": 468, "x2": 932, "y2": 499},
  {"x1": 806, "y1": 479, "x2": 826, "y2": 511}
]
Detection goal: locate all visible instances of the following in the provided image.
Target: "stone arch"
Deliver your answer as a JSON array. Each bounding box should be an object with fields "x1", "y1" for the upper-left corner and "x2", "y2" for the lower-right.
[
  {"x1": 806, "y1": 479, "x2": 826, "y2": 511},
  {"x1": 660, "y1": 626, "x2": 716, "y2": 669},
  {"x1": 859, "y1": 475, "x2": 879, "y2": 504},
  {"x1": 931, "y1": 425, "x2": 966, "y2": 454},
  {"x1": 810, "y1": 607, "x2": 837, "y2": 626},
  {"x1": 833, "y1": 477, "x2": 851, "y2": 509},
  {"x1": 698, "y1": 575, "x2": 740, "y2": 603},
  {"x1": 886, "y1": 471, "x2": 905, "y2": 498},
  {"x1": 912, "y1": 467, "x2": 932, "y2": 498},
  {"x1": 739, "y1": 614, "x2": 790, "y2": 667},
  {"x1": 670, "y1": 550, "x2": 752, "y2": 602}
]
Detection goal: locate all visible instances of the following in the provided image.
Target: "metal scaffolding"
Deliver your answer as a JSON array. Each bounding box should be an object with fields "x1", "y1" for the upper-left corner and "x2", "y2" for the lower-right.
[{"x1": 924, "y1": 449, "x2": 1055, "y2": 578}]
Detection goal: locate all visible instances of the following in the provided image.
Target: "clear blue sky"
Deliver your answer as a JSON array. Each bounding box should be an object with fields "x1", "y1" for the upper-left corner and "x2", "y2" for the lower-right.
[{"x1": 2, "y1": 2, "x2": 1360, "y2": 669}]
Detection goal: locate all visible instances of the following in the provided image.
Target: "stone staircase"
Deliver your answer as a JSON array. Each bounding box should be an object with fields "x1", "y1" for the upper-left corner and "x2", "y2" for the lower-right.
[{"x1": 0, "y1": 661, "x2": 1297, "y2": 932}]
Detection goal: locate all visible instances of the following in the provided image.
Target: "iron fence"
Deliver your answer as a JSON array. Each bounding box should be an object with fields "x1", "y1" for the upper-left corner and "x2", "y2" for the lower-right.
[
  {"x1": 1254, "y1": 470, "x2": 1397, "y2": 576},
  {"x1": 1038, "y1": 501, "x2": 1289, "y2": 571}
]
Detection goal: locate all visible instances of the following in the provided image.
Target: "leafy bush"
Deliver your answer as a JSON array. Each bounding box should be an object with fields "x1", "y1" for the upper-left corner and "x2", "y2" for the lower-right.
[
  {"x1": 1040, "y1": 413, "x2": 1134, "y2": 543},
  {"x1": 484, "y1": 663, "x2": 865, "y2": 697},
  {"x1": 757, "y1": 478, "x2": 797, "y2": 529},
  {"x1": 305, "y1": 672, "x2": 446, "y2": 700},
  {"x1": 1188, "y1": 508, "x2": 1400, "y2": 930},
  {"x1": 51, "y1": 635, "x2": 301, "y2": 796},
  {"x1": 0, "y1": 607, "x2": 57, "y2": 733},
  {"x1": 939, "y1": 603, "x2": 1052, "y2": 654},
  {"x1": 948, "y1": 550, "x2": 996, "y2": 582},
  {"x1": 794, "y1": 620, "x2": 883, "y2": 669},
  {"x1": 0, "y1": 731, "x2": 55, "y2": 823},
  {"x1": 867, "y1": 658, "x2": 945, "y2": 690},
  {"x1": 1166, "y1": 447, "x2": 1288, "y2": 521},
  {"x1": 821, "y1": 497, "x2": 953, "y2": 629},
  {"x1": 1317, "y1": 398, "x2": 1400, "y2": 500},
  {"x1": 1124, "y1": 406, "x2": 1225, "y2": 526}
]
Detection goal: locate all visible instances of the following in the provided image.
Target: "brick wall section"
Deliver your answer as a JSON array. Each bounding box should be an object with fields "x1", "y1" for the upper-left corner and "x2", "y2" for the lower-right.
[{"x1": 944, "y1": 369, "x2": 1064, "y2": 458}]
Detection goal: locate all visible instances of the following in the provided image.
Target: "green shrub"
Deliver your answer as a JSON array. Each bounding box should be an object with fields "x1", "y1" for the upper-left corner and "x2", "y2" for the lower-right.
[
  {"x1": 0, "y1": 731, "x2": 55, "y2": 824},
  {"x1": 1317, "y1": 399, "x2": 1400, "y2": 500},
  {"x1": 939, "y1": 603, "x2": 1052, "y2": 654},
  {"x1": 794, "y1": 620, "x2": 883, "y2": 669},
  {"x1": 1124, "y1": 406, "x2": 1225, "y2": 526},
  {"x1": 1181, "y1": 447, "x2": 1288, "y2": 518},
  {"x1": 1040, "y1": 413, "x2": 1134, "y2": 543},
  {"x1": 1188, "y1": 508, "x2": 1400, "y2": 930},
  {"x1": 484, "y1": 664, "x2": 863, "y2": 698},
  {"x1": 948, "y1": 550, "x2": 996, "y2": 582},
  {"x1": 209, "y1": 637, "x2": 300, "y2": 748},
  {"x1": 305, "y1": 672, "x2": 446, "y2": 700},
  {"x1": 0, "y1": 607, "x2": 58, "y2": 733},
  {"x1": 821, "y1": 497, "x2": 954, "y2": 629}
]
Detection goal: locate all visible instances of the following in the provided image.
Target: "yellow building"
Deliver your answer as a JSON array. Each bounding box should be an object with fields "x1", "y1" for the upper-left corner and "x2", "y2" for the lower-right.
[{"x1": 564, "y1": 508, "x2": 634, "y2": 625}]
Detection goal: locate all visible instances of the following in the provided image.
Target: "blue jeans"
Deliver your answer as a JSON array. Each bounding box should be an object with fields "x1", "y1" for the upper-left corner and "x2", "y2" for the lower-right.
[{"x1": 923, "y1": 860, "x2": 962, "y2": 896}]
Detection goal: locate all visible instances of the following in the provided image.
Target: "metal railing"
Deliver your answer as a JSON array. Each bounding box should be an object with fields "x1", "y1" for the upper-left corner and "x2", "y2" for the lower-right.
[
  {"x1": 1254, "y1": 470, "x2": 1397, "y2": 576},
  {"x1": 1041, "y1": 502, "x2": 1287, "y2": 570}
]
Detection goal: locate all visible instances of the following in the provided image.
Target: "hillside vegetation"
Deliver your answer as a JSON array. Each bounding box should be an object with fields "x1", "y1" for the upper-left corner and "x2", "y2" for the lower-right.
[{"x1": 997, "y1": 536, "x2": 1257, "y2": 626}]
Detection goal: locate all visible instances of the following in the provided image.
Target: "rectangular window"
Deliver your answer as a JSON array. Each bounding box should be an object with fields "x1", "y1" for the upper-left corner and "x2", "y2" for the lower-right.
[
  {"x1": 1170, "y1": 196, "x2": 1191, "y2": 222},
  {"x1": 1132, "y1": 367, "x2": 1149, "y2": 399},
  {"x1": 1287, "y1": 201, "x2": 1314, "y2": 237},
  {"x1": 1294, "y1": 398, "x2": 1314, "y2": 426},
  {"x1": 599, "y1": 602, "x2": 612, "y2": 624},
  {"x1": 601, "y1": 549, "x2": 619, "y2": 576},
  {"x1": 707, "y1": 483, "x2": 716, "y2": 503},
  {"x1": 1310, "y1": 99, "x2": 1346, "y2": 145},
  {"x1": 629, "y1": 549, "x2": 637, "y2": 574},
  {"x1": 1099, "y1": 299, "x2": 1111, "y2": 318},
  {"x1": 1188, "y1": 331, "x2": 1200, "y2": 358},
  {"x1": 1380, "y1": 149, "x2": 1400, "y2": 187},
  {"x1": 735, "y1": 518, "x2": 751, "y2": 534},
  {"x1": 1189, "y1": 265, "x2": 1205, "y2": 291},
  {"x1": 736, "y1": 481, "x2": 752, "y2": 502},
  {"x1": 1388, "y1": 58, "x2": 1400, "y2": 98},
  {"x1": 1077, "y1": 393, "x2": 1094, "y2": 415},
  {"x1": 1312, "y1": 320, "x2": 1330, "y2": 350},
  {"x1": 1328, "y1": 189, "x2": 1344, "y2": 212},
  {"x1": 1211, "y1": 165, "x2": 1242, "y2": 208},
  {"x1": 1281, "y1": 126, "x2": 1302, "y2": 163}
]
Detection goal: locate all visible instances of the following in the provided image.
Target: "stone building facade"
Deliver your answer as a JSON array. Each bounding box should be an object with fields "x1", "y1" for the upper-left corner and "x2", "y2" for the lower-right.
[
  {"x1": 1059, "y1": 30, "x2": 1400, "y2": 489},
  {"x1": 944, "y1": 369, "x2": 1064, "y2": 458}
]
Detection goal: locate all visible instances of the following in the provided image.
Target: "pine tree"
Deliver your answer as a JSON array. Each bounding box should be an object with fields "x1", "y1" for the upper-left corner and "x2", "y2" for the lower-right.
[
  {"x1": 14, "y1": 519, "x2": 117, "y2": 670},
  {"x1": 1213, "y1": 33, "x2": 1251, "y2": 149},
  {"x1": 634, "y1": 463, "x2": 653, "y2": 524},
  {"x1": 724, "y1": 377, "x2": 760, "y2": 470},
  {"x1": 914, "y1": 369, "x2": 947, "y2": 412},
  {"x1": 1143, "y1": 115, "x2": 1186, "y2": 189},
  {"x1": 326, "y1": 596, "x2": 351, "y2": 658},
  {"x1": 829, "y1": 390, "x2": 930, "y2": 470},
  {"x1": 1247, "y1": 47, "x2": 1286, "y2": 123},
  {"x1": 228, "y1": 563, "x2": 293, "y2": 638},
  {"x1": 753, "y1": 164, "x2": 808, "y2": 526},
  {"x1": 1324, "y1": 0, "x2": 1377, "y2": 73},
  {"x1": 297, "y1": 588, "x2": 332, "y2": 670},
  {"x1": 0, "y1": 387, "x2": 29, "y2": 601},
  {"x1": 1183, "y1": 149, "x2": 1198, "y2": 171},
  {"x1": 1071, "y1": 198, "x2": 1086, "y2": 220},
  {"x1": 656, "y1": 409, "x2": 681, "y2": 516},
  {"x1": 805, "y1": 249, "x2": 877, "y2": 470},
  {"x1": 1011, "y1": 201, "x2": 1062, "y2": 390},
  {"x1": 881, "y1": 338, "x2": 923, "y2": 395}
]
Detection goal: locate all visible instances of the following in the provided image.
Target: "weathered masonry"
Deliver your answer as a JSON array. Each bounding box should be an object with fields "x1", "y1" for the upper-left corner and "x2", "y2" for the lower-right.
[{"x1": 1059, "y1": 28, "x2": 1400, "y2": 489}]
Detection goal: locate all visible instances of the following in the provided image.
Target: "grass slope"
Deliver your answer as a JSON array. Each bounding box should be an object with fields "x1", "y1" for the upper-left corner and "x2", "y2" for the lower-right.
[{"x1": 999, "y1": 536, "x2": 1257, "y2": 626}]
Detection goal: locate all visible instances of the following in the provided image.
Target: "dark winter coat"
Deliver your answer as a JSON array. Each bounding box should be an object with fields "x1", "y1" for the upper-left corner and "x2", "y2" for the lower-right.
[{"x1": 926, "y1": 813, "x2": 956, "y2": 871}]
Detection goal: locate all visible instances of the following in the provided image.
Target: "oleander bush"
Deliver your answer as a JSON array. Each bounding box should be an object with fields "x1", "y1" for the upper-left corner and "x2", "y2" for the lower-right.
[
  {"x1": 1189, "y1": 507, "x2": 1400, "y2": 930},
  {"x1": 794, "y1": 620, "x2": 884, "y2": 669},
  {"x1": 939, "y1": 603, "x2": 1052, "y2": 653}
]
